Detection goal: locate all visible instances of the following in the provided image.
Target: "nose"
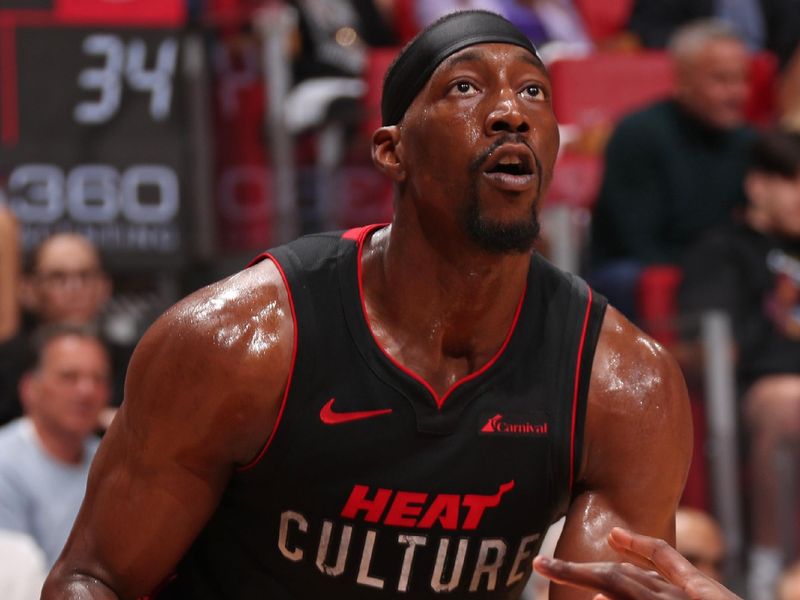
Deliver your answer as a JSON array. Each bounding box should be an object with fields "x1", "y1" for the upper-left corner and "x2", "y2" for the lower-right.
[{"x1": 485, "y1": 88, "x2": 529, "y2": 135}]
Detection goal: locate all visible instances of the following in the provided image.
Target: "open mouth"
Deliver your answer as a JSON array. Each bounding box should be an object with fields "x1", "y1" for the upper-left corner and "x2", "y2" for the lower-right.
[
  {"x1": 482, "y1": 147, "x2": 536, "y2": 191},
  {"x1": 486, "y1": 156, "x2": 533, "y2": 177}
]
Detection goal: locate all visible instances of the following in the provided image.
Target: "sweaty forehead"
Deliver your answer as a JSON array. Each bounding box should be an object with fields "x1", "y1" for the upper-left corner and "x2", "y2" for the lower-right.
[
  {"x1": 433, "y1": 43, "x2": 545, "y2": 77},
  {"x1": 381, "y1": 10, "x2": 539, "y2": 126}
]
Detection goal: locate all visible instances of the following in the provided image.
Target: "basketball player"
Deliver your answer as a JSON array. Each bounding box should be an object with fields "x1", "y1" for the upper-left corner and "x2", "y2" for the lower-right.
[{"x1": 43, "y1": 11, "x2": 692, "y2": 599}]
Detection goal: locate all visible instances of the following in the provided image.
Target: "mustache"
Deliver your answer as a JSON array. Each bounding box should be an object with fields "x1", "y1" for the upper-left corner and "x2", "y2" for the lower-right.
[{"x1": 468, "y1": 134, "x2": 541, "y2": 176}]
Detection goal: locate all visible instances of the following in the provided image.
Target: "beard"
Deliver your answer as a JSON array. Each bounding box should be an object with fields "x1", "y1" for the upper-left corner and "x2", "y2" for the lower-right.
[
  {"x1": 463, "y1": 134, "x2": 542, "y2": 254},
  {"x1": 463, "y1": 189, "x2": 541, "y2": 254}
]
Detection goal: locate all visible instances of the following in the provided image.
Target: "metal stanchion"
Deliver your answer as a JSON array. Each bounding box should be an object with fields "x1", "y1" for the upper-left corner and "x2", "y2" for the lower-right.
[
  {"x1": 255, "y1": 4, "x2": 299, "y2": 245},
  {"x1": 540, "y1": 205, "x2": 583, "y2": 274},
  {"x1": 183, "y1": 32, "x2": 217, "y2": 261},
  {"x1": 700, "y1": 310, "x2": 744, "y2": 581}
]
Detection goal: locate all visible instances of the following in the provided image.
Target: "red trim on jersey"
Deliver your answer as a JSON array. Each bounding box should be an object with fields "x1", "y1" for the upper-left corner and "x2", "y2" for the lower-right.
[
  {"x1": 569, "y1": 287, "x2": 593, "y2": 492},
  {"x1": 342, "y1": 226, "x2": 370, "y2": 241},
  {"x1": 354, "y1": 224, "x2": 527, "y2": 409},
  {"x1": 237, "y1": 253, "x2": 298, "y2": 472}
]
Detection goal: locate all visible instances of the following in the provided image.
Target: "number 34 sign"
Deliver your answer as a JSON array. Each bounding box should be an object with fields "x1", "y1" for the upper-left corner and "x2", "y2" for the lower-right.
[{"x1": 0, "y1": 0, "x2": 190, "y2": 268}]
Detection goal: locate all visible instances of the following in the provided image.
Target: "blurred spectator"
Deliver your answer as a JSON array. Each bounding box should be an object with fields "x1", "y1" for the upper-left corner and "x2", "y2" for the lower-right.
[
  {"x1": 678, "y1": 129, "x2": 800, "y2": 600},
  {"x1": 0, "y1": 530, "x2": 47, "y2": 600},
  {"x1": 589, "y1": 19, "x2": 753, "y2": 318},
  {"x1": 627, "y1": 0, "x2": 764, "y2": 52},
  {"x1": 675, "y1": 506, "x2": 726, "y2": 581},
  {"x1": 0, "y1": 206, "x2": 20, "y2": 345},
  {"x1": 0, "y1": 324, "x2": 109, "y2": 568},
  {"x1": 779, "y1": 561, "x2": 800, "y2": 600},
  {"x1": 627, "y1": 0, "x2": 800, "y2": 69},
  {"x1": 0, "y1": 233, "x2": 127, "y2": 427},
  {"x1": 288, "y1": 0, "x2": 397, "y2": 83},
  {"x1": 779, "y1": 45, "x2": 800, "y2": 131},
  {"x1": 417, "y1": 0, "x2": 593, "y2": 59}
]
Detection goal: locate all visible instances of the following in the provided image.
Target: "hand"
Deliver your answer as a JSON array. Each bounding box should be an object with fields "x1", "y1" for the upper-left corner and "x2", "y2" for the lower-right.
[{"x1": 533, "y1": 527, "x2": 742, "y2": 600}]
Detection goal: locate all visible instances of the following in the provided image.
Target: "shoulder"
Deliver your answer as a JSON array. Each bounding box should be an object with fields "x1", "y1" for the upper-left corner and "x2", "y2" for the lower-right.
[
  {"x1": 0, "y1": 419, "x2": 29, "y2": 456},
  {"x1": 578, "y1": 305, "x2": 692, "y2": 491},
  {"x1": 613, "y1": 100, "x2": 674, "y2": 134},
  {"x1": 606, "y1": 102, "x2": 674, "y2": 156},
  {"x1": 588, "y1": 306, "x2": 690, "y2": 432},
  {"x1": 122, "y1": 258, "x2": 293, "y2": 464},
  {"x1": 133, "y1": 259, "x2": 291, "y2": 377}
]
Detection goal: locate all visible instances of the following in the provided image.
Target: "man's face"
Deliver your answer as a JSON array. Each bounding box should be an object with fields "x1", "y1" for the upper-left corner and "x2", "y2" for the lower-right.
[
  {"x1": 27, "y1": 235, "x2": 110, "y2": 324},
  {"x1": 397, "y1": 43, "x2": 560, "y2": 253},
  {"x1": 675, "y1": 38, "x2": 749, "y2": 130},
  {"x1": 24, "y1": 335, "x2": 110, "y2": 439}
]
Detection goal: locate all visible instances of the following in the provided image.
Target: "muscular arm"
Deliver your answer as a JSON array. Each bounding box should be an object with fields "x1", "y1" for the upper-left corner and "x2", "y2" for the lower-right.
[
  {"x1": 551, "y1": 307, "x2": 693, "y2": 600},
  {"x1": 42, "y1": 260, "x2": 294, "y2": 599}
]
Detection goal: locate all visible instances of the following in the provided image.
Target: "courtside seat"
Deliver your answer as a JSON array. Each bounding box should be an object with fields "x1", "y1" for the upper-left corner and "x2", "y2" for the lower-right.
[
  {"x1": 573, "y1": 0, "x2": 634, "y2": 44},
  {"x1": 549, "y1": 51, "x2": 675, "y2": 127}
]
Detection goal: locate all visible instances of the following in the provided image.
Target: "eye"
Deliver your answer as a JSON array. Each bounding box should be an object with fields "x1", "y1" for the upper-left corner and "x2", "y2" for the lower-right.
[
  {"x1": 452, "y1": 81, "x2": 477, "y2": 95},
  {"x1": 522, "y1": 84, "x2": 544, "y2": 100}
]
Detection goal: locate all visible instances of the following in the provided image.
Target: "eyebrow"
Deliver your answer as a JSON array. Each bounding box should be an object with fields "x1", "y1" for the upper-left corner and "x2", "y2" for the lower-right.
[{"x1": 444, "y1": 47, "x2": 547, "y2": 72}]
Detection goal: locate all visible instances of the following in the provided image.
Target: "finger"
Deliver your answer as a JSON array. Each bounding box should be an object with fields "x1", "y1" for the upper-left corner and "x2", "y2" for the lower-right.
[
  {"x1": 608, "y1": 528, "x2": 698, "y2": 581},
  {"x1": 533, "y1": 556, "x2": 657, "y2": 600}
]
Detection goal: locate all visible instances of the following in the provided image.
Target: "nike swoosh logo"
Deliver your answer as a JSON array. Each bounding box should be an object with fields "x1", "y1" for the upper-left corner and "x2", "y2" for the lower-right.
[{"x1": 319, "y1": 398, "x2": 393, "y2": 425}]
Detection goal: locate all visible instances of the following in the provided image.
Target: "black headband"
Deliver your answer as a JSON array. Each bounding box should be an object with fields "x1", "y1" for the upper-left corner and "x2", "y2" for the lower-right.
[{"x1": 381, "y1": 10, "x2": 540, "y2": 126}]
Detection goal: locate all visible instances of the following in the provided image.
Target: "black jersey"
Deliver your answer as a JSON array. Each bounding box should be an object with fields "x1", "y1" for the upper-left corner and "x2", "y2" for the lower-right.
[{"x1": 159, "y1": 224, "x2": 607, "y2": 599}]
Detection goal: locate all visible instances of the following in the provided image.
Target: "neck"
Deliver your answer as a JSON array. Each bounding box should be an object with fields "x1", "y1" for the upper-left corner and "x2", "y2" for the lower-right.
[
  {"x1": 361, "y1": 215, "x2": 530, "y2": 392},
  {"x1": 30, "y1": 418, "x2": 86, "y2": 465}
]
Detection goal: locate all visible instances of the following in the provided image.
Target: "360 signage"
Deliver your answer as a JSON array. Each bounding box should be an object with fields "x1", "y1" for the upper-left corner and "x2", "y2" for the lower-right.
[{"x1": 0, "y1": 0, "x2": 188, "y2": 268}]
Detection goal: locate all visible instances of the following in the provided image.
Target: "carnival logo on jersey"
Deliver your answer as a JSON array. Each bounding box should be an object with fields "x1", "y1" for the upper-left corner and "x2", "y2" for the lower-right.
[{"x1": 480, "y1": 413, "x2": 548, "y2": 436}]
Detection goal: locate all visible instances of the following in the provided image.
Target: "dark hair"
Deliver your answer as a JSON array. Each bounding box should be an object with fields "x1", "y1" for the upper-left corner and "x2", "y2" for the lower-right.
[
  {"x1": 749, "y1": 129, "x2": 800, "y2": 178},
  {"x1": 24, "y1": 322, "x2": 107, "y2": 374}
]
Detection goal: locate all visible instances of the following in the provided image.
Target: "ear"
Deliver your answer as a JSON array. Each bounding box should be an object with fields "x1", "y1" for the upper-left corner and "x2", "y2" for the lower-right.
[
  {"x1": 19, "y1": 276, "x2": 40, "y2": 314},
  {"x1": 18, "y1": 371, "x2": 37, "y2": 414},
  {"x1": 371, "y1": 126, "x2": 405, "y2": 182},
  {"x1": 744, "y1": 171, "x2": 766, "y2": 206}
]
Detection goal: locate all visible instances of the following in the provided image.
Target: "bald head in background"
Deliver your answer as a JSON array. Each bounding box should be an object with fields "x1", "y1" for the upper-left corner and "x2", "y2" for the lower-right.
[
  {"x1": 669, "y1": 18, "x2": 750, "y2": 130},
  {"x1": 22, "y1": 233, "x2": 111, "y2": 326},
  {"x1": 675, "y1": 507, "x2": 726, "y2": 581}
]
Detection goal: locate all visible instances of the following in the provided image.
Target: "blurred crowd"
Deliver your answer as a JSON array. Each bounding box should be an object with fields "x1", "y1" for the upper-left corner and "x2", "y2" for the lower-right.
[{"x1": 1, "y1": 0, "x2": 800, "y2": 598}]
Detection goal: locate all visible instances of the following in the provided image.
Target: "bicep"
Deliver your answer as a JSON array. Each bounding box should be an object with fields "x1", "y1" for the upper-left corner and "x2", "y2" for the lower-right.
[
  {"x1": 52, "y1": 366, "x2": 239, "y2": 596},
  {"x1": 48, "y1": 267, "x2": 293, "y2": 597},
  {"x1": 551, "y1": 319, "x2": 692, "y2": 598}
]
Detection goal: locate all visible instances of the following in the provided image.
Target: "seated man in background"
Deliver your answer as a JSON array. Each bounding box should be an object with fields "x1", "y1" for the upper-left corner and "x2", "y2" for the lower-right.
[
  {"x1": 0, "y1": 233, "x2": 125, "y2": 427},
  {"x1": 589, "y1": 18, "x2": 753, "y2": 318},
  {"x1": 679, "y1": 128, "x2": 800, "y2": 600},
  {"x1": 0, "y1": 324, "x2": 110, "y2": 568}
]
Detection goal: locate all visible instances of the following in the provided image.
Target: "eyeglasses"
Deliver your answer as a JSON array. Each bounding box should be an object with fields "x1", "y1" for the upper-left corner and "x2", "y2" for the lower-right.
[{"x1": 34, "y1": 269, "x2": 103, "y2": 288}]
